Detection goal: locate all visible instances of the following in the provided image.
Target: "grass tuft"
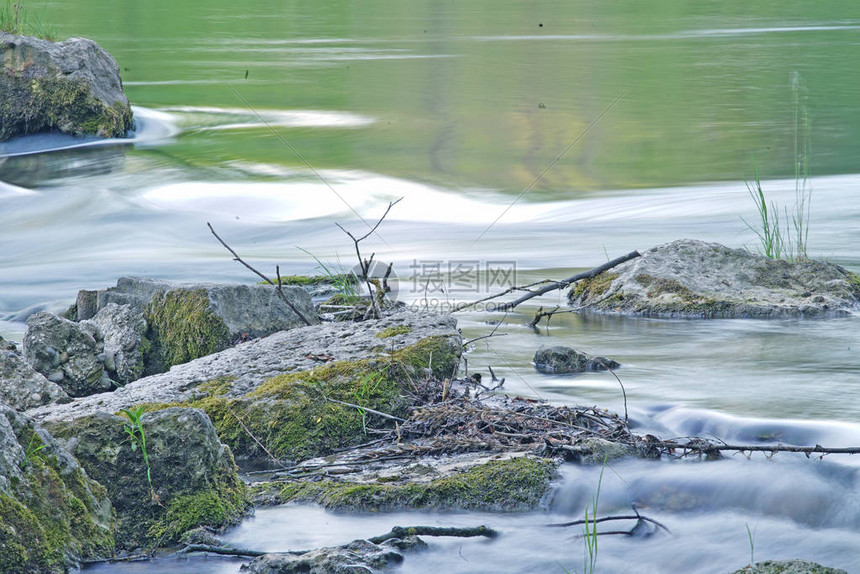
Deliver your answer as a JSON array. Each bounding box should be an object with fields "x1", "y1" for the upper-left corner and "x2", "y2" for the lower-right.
[{"x1": 0, "y1": 1, "x2": 57, "y2": 41}]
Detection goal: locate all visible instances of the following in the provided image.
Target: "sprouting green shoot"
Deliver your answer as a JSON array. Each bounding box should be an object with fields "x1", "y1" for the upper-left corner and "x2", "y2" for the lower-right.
[
  {"x1": 350, "y1": 371, "x2": 386, "y2": 434},
  {"x1": 583, "y1": 460, "x2": 606, "y2": 574},
  {"x1": 120, "y1": 406, "x2": 154, "y2": 494},
  {"x1": 745, "y1": 523, "x2": 756, "y2": 565}
]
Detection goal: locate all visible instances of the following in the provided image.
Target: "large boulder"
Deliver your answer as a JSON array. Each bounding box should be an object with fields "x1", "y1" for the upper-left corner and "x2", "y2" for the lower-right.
[
  {"x1": 0, "y1": 32, "x2": 133, "y2": 141},
  {"x1": 0, "y1": 403, "x2": 114, "y2": 572},
  {"x1": 0, "y1": 344, "x2": 68, "y2": 411},
  {"x1": 43, "y1": 407, "x2": 250, "y2": 551},
  {"x1": 22, "y1": 311, "x2": 112, "y2": 397},
  {"x1": 80, "y1": 277, "x2": 319, "y2": 373},
  {"x1": 568, "y1": 239, "x2": 860, "y2": 318}
]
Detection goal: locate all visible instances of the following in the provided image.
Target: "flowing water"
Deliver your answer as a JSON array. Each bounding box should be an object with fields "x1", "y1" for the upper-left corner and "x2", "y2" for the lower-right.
[{"x1": 3, "y1": 2, "x2": 860, "y2": 572}]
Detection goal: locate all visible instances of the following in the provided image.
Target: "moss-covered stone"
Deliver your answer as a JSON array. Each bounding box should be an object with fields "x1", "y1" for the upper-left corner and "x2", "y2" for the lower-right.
[
  {"x1": 139, "y1": 335, "x2": 461, "y2": 463},
  {"x1": 570, "y1": 272, "x2": 618, "y2": 302},
  {"x1": 145, "y1": 289, "x2": 232, "y2": 371},
  {"x1": 273, "y1": 457, "x2": 557, "y2": 512},
  {"x1": 376, "y1": 325, "x2": 413, "y2": 339},
  {"x1": 44, "y1": 407, "x2": 250, "y2": 551},
  {"x1": 0, "y1": 406, "x2": 115, "y2": 573}
]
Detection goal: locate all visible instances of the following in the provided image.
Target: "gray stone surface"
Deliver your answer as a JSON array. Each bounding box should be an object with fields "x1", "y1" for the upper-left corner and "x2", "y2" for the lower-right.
[
  {"x1": 731, "y1": 559, "x2": 847, "y2": 574},
  {"x1": 0, "y1": 345, "x2": 68, "y2": 411},
  {"x1": 85, "y1": 303, "x2": 147, "y2": 385},
  {"x1": 44, "y1": 407, "x2": 249, "y2": 550},
  {"x1": 29, "y1": 310, "x2": 459, "y2": 423},
  {"x1": 246, "y1": 539, "x2": 405, "y2": 574},
  {"x1": 23, "y1": 311, "x2": 112, "y2": 397},
  {"x1": 533, "y1": 346, "x2": 620, "y2": 374},
  {"x1": 568, "y1": 239, "x2": 860, "y2": 318},
  {"x1": 0, "y1": 32, "x2": 133, "y2": 141}
]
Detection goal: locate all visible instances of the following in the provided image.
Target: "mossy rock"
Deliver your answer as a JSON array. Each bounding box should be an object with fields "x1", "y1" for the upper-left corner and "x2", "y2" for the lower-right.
[
  {"x1": 44, "y1": 407, "x2": 250, "y2": 550},
  {"x1": 272, "y1": 457, "x2": 558, "y2": 512},
  {"x1": 0, "y1": 405, "x2": 114, "y2": 573},
  {"x1": 145, "y1": 289, "x2": 232, "y2": 372},
  {"x1": 142, "y1": 335, "x2": 461, "y2": 464}
]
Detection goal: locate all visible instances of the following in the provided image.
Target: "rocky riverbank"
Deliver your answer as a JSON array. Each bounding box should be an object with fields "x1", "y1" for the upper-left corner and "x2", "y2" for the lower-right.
[{"x1": 0, "y1": 256, "x2": 853, "y2": 572}]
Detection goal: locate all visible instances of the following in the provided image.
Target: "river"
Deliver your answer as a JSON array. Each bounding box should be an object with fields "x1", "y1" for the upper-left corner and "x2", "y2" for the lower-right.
[{"x1": 2, "y1": 2, "x2": 860, "y2": 572}]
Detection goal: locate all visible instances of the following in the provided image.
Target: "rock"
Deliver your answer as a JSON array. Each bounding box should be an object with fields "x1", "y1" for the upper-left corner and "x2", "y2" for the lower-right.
[
  {"x1": 0, "y1": 33, "x2": 133, "y2": 141},
  {"x1": 85, "y1": 303, "x2": 147, "y2": 385},
  {"x1": 0, "y1": 345, "x2": 69, "y2": 411},
  {"x1": 568, "y1": 239, "x2": 860, "y2": 318},
  {"x1": 533, "y1": 346, "x2": 619, "y2": 374},
  {"x1": 0, "y1": 403, "x2": 114, "y2": 571},
  {"x1": 731, "y1": 559, "x2": 847, "y2": 574},
  {"x1": 90, "y1": 277, "x2": 320, "y2": 372},
  {"x1": 246, "y1": 539, "x2": 405, "y2": 574},
  {"x1": 30, "y1": 311, "x2": 461, "y2": 464},
  {"x1": 0, "y1": 335, "x2": 16, "y2": 351},
  {"x1": 43, "y1": 407, "x2": 250, "y2": 551},
  {"x1": 22, "y1": 311, "x2": 111, "y2": 397},
  {"x1": 568, "y1": 437, "x2": 637, "y2": 465}
]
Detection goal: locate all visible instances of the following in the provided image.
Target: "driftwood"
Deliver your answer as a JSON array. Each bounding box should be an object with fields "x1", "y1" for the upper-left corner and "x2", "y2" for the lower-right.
[
  {"x1": 456, "y1": 251, "x2": 640, "y2": 313},
  {"x1": 207, "y1": 222, "x2": 313, "y2": 326}
]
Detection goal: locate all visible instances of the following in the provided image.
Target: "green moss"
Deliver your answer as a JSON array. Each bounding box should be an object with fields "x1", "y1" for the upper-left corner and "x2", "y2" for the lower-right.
[
  {"x1": 145, "y1": 289, "x2": 231, "y2": 370},
  {"x1": 176, "y1": 336, "x2": 460, "y2": 462},
  {"x1": 570, "y1": 272, "x2": 618, "y2": 301},
  {"x1": 0, "y1": 494, "x2": 58, "y2": 573},
  {"x1": 148, "y1": 492, "x2": 226, "y2": 541},
  {"x1": 376, "y1": 325, "x2": 413, "y2": 339},
  {"x1": 278, "y1": 457, "x2": 557, "y2": 512},
  {"x1": 846, "y1": 271, "x2": 860, "y2": 295}
]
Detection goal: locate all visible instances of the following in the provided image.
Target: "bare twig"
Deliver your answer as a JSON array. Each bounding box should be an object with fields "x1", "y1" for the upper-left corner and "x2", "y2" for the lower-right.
[
  {"x1": 225, "y1": 404, "x2": 282, "y2": 465},
  {"x1": 207, "y1": 222, "x2": 312, "y2": 326},
  {"x1": 547, "y1": 513, "x2": 671, "y2": 534},
  {"x1": 335, "y1": 198, "x2": 403, "y2": 319}
]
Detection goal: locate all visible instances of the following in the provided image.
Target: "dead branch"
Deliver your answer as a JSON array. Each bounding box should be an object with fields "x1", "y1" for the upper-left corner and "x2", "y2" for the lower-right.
[
  {"x1": 368, "y1": 525, "x2": 498, "y2": 544},
  {"x1": 495, "y1": 251, "x2": 640, "y2": 312},
  {"x1": 528, "y1": 305, "x2": 561, "y2": 329},
  {"x1": 335, "y1": 198, "x2": 402, "y2": 319},
  {"x1": 207, "y1": 222, "x2": 313, "y2": 326},
  {"x1": 225, "y1": 404, "x2": 282, "y2": 466},
  {"x1": 548, "y1": 511, "x2": 670, "y2": 535},
  {"x1": 671, "y1": 441, "x2": 860, "y2": 458}
]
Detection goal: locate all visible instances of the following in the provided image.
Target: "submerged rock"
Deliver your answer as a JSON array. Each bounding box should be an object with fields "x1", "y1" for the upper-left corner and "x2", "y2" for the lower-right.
[
  {"x1": 533, "y1": 346, "x2": 620, "y2": 374},
  {"x1": 43, "y1": 407, "x2": 250, "y2": 551},
  {"x1": 0, "y1": 344, "x2": 68, "y2": 411},
  {"x1": 246, "y1": 539, "x2": 406, "y2": 574},
  {"x1": 23, "y1": 311, "x2": 111, "y2": 397},
  {"x1": 0, "y1": 403, "x2": 114, "y2": 572},
  {"x1": 568, "y1": 239, "x2": 860, "y2": 318},
  {"x1": 731, "y1": 559, "x2": 847, "y2": 574},
  {"x1": 0, "y1": 32, "x2": 133, "y2": 141}
]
